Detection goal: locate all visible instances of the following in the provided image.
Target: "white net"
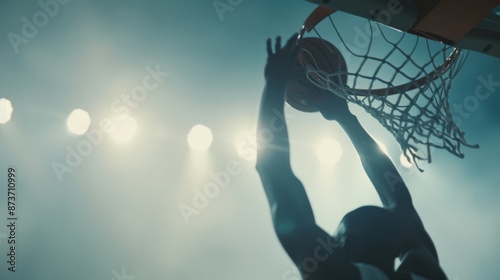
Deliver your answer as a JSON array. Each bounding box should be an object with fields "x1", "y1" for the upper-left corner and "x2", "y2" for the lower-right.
[{"x1": 302, "y1": 14, "x2": 479, "y2": 170}]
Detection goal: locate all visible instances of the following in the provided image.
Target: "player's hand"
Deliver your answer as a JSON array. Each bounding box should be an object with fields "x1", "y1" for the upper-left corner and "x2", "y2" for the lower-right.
[
  {"x1": 305, "y1": 88, "x2": 354, "y2": 121},
  {"x1": 264, "y1": 34, "x2": 301, "y2": 85}
]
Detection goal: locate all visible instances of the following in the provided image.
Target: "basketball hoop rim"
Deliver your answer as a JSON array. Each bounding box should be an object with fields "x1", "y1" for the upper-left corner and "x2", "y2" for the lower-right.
[
  {"x1": 298, "y1": 6, "x2": 463, "y2": 97},
  {"x1": 298, "y1": 6, "x2": 336, "y2": 41}
]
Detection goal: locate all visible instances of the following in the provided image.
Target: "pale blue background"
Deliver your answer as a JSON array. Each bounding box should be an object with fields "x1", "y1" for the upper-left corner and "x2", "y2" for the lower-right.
[{"x1": 0, "y1": 1, "x2": 499, "y2": 279}]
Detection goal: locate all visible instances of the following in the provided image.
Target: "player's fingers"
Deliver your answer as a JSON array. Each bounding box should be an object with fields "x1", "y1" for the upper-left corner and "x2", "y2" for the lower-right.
[
  {"x1": 266, "y1": 38, "x2": 273, "y2": 56},
  {"x1": 275, "y1": 36, "x2": 281, "y2": 52}
]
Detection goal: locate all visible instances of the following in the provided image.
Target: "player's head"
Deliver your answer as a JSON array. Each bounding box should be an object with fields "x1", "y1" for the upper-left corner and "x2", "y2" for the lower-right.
[{"x1": 334, "y1": 206, "x2": 401, "y2": 272}]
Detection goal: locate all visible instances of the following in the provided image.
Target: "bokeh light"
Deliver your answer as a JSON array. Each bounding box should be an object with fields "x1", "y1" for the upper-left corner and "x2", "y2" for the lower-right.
[
  {"x1": 67, "y1": 109, "x2": 91, "y2": 135},
  {"x1": 109, "y1": 114, "x2": 138, "y2": 143},
  {"x1": 316, "y1": 137, "x2": 343, "y2": 165},
  {"x1": 400, "y1": 151, "x2": 413, "y2": 168},
  {"x1": 187, "y1": 124, "x2": 213, "y2": 152},
  {"x1": 0, "y1": 98, "x2": 13, "y2": 124}
]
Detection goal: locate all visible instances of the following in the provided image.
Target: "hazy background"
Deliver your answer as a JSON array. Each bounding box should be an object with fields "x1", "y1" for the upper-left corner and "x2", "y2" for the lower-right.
[{"x1": 0, "y1": 1, "x2": 499, "y2": 279}]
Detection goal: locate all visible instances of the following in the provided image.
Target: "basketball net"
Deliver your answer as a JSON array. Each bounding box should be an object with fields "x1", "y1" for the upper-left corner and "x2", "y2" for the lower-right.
[{"x1": 299, "y1": 8, "x2": 479, "y2": 170}]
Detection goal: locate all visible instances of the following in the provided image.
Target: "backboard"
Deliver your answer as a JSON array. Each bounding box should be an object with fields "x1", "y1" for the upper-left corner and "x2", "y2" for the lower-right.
[{"x1": 304, "y1": 0, "x2": 500, "y2": 59}]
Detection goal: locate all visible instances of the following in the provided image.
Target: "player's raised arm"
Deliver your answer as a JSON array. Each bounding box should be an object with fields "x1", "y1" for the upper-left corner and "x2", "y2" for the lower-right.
[
  {"x1": 255, "y1": 36, "x2": 361, "y2": 278},
  {"x1": 312, "y1": 91, "x2": 415, "y2": 213},
  {"x1": 342, "y1": 116, "x2": 414, "y2": 211},
  {"x1": 256, "y1": 34, "x2": 316, "y2": 229}
]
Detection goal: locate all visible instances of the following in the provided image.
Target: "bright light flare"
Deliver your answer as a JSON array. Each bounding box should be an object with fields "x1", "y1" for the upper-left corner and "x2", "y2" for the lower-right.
[
  {"x1": 316, "y1": 138, "x2": 343, "y2": 165},
  {"x1": 373, "y1": 138, "x2": 389, "y2": 155},
  {"x1": 188, "y1": 124, "x2": 213, "y2": 152},
  {"x1": 234, "y1": 127, "x2": 257, "y2": 161},
  {"x1": 109, "y1": 114, "x2": 137, "y2": 143},
  {"x1": 67, "y1": 109, "x2": 91, "y2": 135},
  {"x1": 0, "y1": 98, "x2": 13, "y2": 124}
]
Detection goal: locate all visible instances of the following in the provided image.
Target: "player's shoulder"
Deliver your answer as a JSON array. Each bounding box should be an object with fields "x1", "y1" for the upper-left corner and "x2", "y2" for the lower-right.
[
  {"x1": 351, "y1": 262, "x2": 390, "y2": 280},
  {"x1": 393, "y1": 271, "x2": 423, "y2": 280},
  {"x1": 313, "y1": 262, "x2": 425, "y2": 280},
  {"x1": 393, "y1": 271, "x2": 433, "y2": 280},
  {"x1": 351, "y1": 263, "x2": 431, "y2": 280},
  {"x1": 303, "y1": 257, "x2": 362, "y2": 280}
]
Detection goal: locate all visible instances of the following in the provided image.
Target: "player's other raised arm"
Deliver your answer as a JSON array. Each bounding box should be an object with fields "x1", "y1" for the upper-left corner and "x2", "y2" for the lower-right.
[
  {"x1": 313, "y1": 90, "x2": 415, "y2": 213},
  {"x1": 342, "y1": 116, "x2": 414, "y2": 211}
]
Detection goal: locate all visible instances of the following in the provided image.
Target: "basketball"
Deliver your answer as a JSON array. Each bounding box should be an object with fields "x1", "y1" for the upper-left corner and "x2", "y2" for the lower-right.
[{"x1": 285, "y1": 37, "x2": 347, "y2": 112}]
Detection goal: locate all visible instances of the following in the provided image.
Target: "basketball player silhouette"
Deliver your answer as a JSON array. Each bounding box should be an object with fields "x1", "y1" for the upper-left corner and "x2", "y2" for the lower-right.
[{"x1": 256, "y1": 34, "x2": 448, "y2": 280}]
